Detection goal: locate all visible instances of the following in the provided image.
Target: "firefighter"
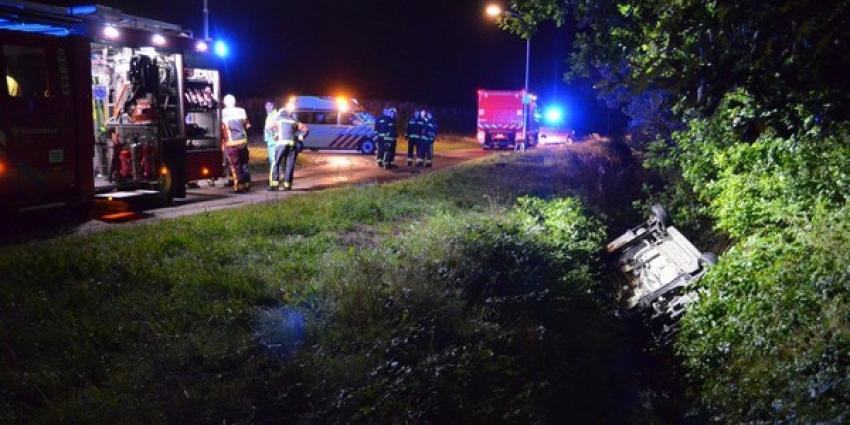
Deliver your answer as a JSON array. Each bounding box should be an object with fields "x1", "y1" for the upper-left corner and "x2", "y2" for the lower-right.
[
  {"x1": 221, "y1": 94, "x2": 252, "y2": 192},
  {"x1": 419, "y1": 109, "x2": 438, "y2": 168},
  {"x1": 375, "y1": 107, "x2": 398, "y2": 169},
  {"x1": 271, "y1": 110, "x2": 307, "y2": 191},
  {"x1": 264, "y1": 101, "x2": 280, "y2": 185},
  {"x1": 405, "y1": 110, "x2": 421, "y2": 166}
]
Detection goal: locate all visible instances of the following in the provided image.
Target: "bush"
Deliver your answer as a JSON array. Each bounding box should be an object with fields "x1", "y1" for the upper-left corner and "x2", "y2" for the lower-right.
[
  {"x1": 279, "y1": 198, "x2": 637, "y2": 424},
  {"x1": 677, "y1": 205, "x2": 850, "y2": 423}
]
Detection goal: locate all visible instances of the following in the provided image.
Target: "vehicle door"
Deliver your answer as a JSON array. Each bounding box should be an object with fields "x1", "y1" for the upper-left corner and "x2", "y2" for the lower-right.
[
  {"x1": 327, "y1": 111, "x2": 372, "y2": 151},
  {"x1": 0, "y1": 31, "x2": 80, "y2": 203},
  {"x1": 297, "y1": 110, "x2": 338, "y2": 149}
]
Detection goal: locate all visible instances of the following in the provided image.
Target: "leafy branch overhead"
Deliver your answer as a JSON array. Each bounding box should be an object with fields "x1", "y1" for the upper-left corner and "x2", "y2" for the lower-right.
[{"x1": 503, "y1": 0, "x2": 850, "y2": 125}]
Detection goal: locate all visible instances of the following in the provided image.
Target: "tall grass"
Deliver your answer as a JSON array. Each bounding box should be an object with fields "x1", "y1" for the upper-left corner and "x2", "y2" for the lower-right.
[{"x1": 1, "y1": 143, "x2": 643, "y2": 423}]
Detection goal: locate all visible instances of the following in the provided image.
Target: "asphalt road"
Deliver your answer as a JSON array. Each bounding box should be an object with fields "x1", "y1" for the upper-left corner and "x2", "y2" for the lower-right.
[{"x1": 2, "y1": 149, "x2": 491, "y2": 244}]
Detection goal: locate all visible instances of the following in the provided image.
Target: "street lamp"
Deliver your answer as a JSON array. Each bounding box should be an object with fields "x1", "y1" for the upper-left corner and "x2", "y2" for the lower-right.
[
  {"x1": 485, "y1": 4, "x2": 503, "y2": 17},
  {"x1": 485, "y1": 3, "x2": 531, "y2": 151}
]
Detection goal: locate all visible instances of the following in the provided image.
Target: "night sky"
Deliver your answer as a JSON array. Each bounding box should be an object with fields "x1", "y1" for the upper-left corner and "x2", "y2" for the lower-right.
[{"x1": 41, "y1": 0, "x2": 617, "y2": 132}]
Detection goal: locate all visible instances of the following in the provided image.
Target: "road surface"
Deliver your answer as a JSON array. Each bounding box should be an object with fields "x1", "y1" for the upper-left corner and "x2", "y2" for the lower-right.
[{"x1": 2, "y1": 149, "x2": 491, "y2": 244}]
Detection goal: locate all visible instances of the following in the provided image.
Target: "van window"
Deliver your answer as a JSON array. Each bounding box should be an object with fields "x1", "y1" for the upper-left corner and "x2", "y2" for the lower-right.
[
  {"x1": 3, "y1": 45, "x2": 52, "y2": 98},
  {"x1": 296, "y1": 111, "x2": 339, "y2": 125},
  {"x1": 340, "y1": 112, "x2": 357, "y2": 126}
]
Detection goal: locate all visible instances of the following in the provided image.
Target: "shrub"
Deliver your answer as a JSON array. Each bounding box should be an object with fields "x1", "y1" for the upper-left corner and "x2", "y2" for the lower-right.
[
  {"x1": 281, "y1": 198, "x2": 636, "y2": 424},
  {"x1": 677, "y1": 205, "x2": 850, "y2": 423}
]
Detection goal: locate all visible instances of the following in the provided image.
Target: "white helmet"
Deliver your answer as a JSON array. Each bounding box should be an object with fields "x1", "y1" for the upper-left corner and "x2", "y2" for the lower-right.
[{"x1": 223, "y1": 94, "x2": 236, "y2": 108}]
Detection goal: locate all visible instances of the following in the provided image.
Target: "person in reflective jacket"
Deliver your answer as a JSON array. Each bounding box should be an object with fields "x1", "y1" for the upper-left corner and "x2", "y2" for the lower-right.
[
  {"x1": 221, "y1": 94, "x2": 252, "y2": 192},
  {"x1": 405, "y1": 110, "x2": 421, "y2": 166},
  {"x1": 419, "y1": 110, "x2": 438, "y2": 167},
  {"x1": 375, "y1": 107, "x2": 399, "y2": 169},
  {"x1": 264, "y1": 101, "x2": 281, "y2": 186},
  {"x1": 270, "y1": 110, "x2": 307, "y2": 191}
]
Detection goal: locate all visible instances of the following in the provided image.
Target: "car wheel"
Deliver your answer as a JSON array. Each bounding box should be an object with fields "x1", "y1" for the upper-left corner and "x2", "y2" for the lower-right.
[
  {"x1": 698, "y1": 252, "x2": 718, "y2": 267},
  {"x1": 651, "y1": 204, "x2": 671, "y2": 228},
  {"x1": 359, "y1": 139, "x2": 376, "y2": 155}
]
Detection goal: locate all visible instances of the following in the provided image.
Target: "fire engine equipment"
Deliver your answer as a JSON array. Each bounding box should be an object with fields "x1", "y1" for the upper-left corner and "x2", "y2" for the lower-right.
[
  {"x1": 141, "y1": 142, "x2": 157, "y2": 180},
  {"x1": 0, "y1": 2, "x2": 226, "y2": 212},
  {"x1": 118, "y1": 148, "x2": 132, "y2": 179}
]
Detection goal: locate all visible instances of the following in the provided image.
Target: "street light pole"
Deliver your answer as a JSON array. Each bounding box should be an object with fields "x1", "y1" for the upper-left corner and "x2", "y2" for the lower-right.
[
  {"x1": 521, "y1": 36, "x2": 530, "y2": 152},
  {"x1": 203, "y1": 0, "x2": 209, "y2": 40},
  {"x1": 486, "y1": 4, "x2": 532, "y2": 152}
]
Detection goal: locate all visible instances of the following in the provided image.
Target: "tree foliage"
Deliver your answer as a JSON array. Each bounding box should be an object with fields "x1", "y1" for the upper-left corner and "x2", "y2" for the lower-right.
[{"x1": 506, "y1": 0, "x2": 850, "y2": 421}]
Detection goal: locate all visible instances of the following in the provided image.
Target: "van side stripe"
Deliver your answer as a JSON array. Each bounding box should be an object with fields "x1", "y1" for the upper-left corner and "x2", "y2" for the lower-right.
[{"x1": 345, "y1": 136, "x2": 363, "y2": 149}]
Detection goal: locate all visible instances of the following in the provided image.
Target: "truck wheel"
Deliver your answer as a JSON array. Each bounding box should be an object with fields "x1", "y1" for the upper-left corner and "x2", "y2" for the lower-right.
[
  {"x1": 359, "y1": 139, "x2": 376, "y2": 155},
  {"x1": 157, "y1": 162, "x2": 176, "y2": 205},
  {"x1": 699, "y1": 252, "x2": 718, "y2": 267},
  {"x1": 651, "y1": 204, "x2": 671, "y2": 228}
]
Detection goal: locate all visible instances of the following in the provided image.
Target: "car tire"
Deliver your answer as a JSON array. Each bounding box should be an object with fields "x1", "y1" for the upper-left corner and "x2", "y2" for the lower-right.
[
  {"x1": 359, "y1": 139, "x2": 376, "y2": 155},
  {"x1": 698, "y1": 252, "x2": 718, "y2": 267},
  {"x1": 651, "y1": 204, "x2": 671, "y2": 228}
]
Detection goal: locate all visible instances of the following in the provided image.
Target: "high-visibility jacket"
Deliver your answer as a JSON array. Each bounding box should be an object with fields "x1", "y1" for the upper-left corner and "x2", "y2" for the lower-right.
[
  {"x1": 222, "y1": 106, "x2": 249, "y2": 146},
  {"x1": 406, "y1": 115, "x2": 421, "y2": 140},
  {"x1": 264, "y1": 110, "x2": 280, "y2": 146},
  {"x1": 277, "y1": 115, "x2": 301, "y2": 146},
  {"x1": 421, "y1": 118, "x2": 438, "y2": 143},
  {"x1": 375, "y1": 115, "x2": 397, "y2": 140}
]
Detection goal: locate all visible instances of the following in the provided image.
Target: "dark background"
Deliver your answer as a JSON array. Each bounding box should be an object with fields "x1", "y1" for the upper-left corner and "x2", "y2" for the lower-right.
[{"x1": 39, "y1": 0, "x2": 621, "y2": 133}]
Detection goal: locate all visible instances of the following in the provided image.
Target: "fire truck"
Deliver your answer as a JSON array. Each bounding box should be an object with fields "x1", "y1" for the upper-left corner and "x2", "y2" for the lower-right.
[
  {"x1": 476, "y1": 89, "x2": 539, "y2": 150},
  {"x1": 0, "y1": 1, "x2": 225, "y2": 215}
]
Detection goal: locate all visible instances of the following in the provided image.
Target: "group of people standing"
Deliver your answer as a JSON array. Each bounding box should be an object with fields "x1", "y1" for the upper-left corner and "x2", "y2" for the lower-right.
[
  {"x1": 220, "y1": 95, "x2": 309, "y2": 193},
  {"x1": 374, "y1": 108, "x2": 439, "y2": 169},
  {"x1": 222, "y1": 97, "x2": 440, "y2": 193},
  {"x1": 263, "y1": 101, "x2": 309, "y2": 192}
]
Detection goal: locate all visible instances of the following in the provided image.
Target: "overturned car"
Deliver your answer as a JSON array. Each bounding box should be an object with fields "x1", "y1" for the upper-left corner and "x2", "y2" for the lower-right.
[{"x1": 607, "y1": 205, "x2": 716, "y2": 321}]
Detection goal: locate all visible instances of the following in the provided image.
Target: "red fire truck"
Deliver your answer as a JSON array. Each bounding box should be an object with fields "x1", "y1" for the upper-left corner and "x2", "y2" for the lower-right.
[
  {"x1": 476, "y1": 89, "x2": 539, "y2": 150},
  {"x1": 0, "y1": 1, "x2": 225, "y2": 215}
]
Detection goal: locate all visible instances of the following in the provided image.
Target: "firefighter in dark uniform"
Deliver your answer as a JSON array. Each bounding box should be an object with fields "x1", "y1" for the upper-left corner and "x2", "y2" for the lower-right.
[
  {"x1": 405, "y1": 110, "x2": 421, "y2": 166},
  {"x1": 375, "y1": 107, "x2": 399, "y2": 169},
  {"x1": 419, "y1": 110, "x2": 438, "y2": 167},
  {"x1": 271, "y1": 110, "x2": 307, "y2": 191}
]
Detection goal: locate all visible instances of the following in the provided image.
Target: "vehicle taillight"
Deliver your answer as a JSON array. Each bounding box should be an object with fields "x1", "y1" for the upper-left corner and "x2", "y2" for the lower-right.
[{"x1": 201, "y1": 166, "x2": 210, "y2": 177}]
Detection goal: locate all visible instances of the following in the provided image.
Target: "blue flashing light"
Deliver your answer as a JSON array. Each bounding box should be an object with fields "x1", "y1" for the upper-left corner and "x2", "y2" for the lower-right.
[
  {"x1": 544, "y1": 106, "x2": 565, "y2": 125},
  {"x1": 214, "y1": 40, "x2": 229, "y2": 58},
  {"x1": 69, "y1": 5, "x2": 98, "y2": 16},
  {"x1": 0, "y1": 19, "x2": 70, "y2": 36}
]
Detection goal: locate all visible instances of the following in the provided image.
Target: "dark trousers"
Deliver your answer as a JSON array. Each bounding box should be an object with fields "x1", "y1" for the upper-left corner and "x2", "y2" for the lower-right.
[
  {"x1": 381, "y1": 138, "x2": 397, "y2": 165},
  {"x1": 407, "y1": 137, "x2": 419, "y2": 164},
  {"x1": 272, "y1": 143, "x2": 298, "y2": 187},
  {"x1": 417, "y1": 140, "x2": 433, "y2": 164},
  {"x1": 377, "y1": 138, "x2": 386, "y2": 165},
  {"x1": 224, "y1": 144, "x2": 251, "y2": 189}
]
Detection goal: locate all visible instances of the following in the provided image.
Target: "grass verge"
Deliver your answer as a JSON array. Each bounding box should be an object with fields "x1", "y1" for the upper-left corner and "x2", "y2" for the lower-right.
[{"x1": 1, "y1": 142, "x2": 644, "y2": 423}]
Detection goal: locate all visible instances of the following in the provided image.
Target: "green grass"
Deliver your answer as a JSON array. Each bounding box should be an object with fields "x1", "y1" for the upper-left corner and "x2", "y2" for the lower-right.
[{"x1": 0, "y1": 143, "x2": 639, "y2": 423}]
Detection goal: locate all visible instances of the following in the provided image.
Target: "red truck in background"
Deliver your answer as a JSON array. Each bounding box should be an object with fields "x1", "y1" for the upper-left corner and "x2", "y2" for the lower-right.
[
  {"x1": 476, "y1": 89, "x2": 538, "y2": 150},
  {"x1": 0, "y1": 1, "x2": 224, "y2": 216}
]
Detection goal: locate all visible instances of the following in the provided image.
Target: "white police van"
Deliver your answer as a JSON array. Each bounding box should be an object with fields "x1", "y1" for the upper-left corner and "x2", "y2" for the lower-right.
[{"x1": 285, "y1": 96, "x2": 378, "y2": 154}]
